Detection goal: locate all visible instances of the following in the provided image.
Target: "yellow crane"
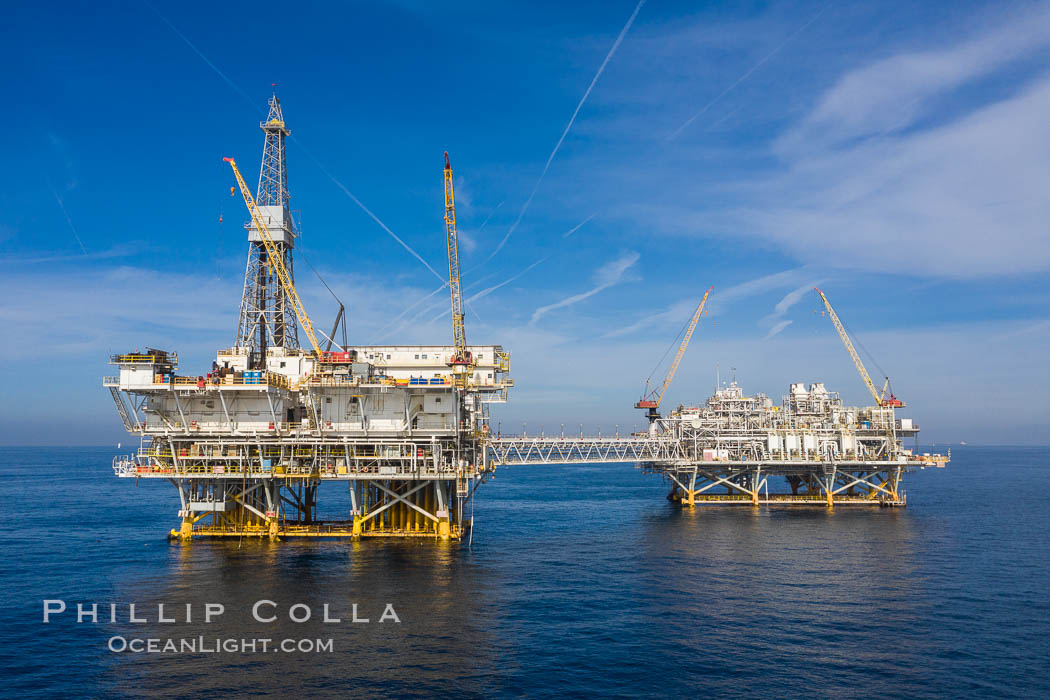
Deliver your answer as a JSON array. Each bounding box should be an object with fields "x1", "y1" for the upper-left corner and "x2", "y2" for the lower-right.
[
  {"x1": 444, "y1": 152, "x2": 470, "y2": 367},
  {"x1": 224, "y1": 157, "x2": 322, "y2": 356},
  {"x1": 814, "y1": 287, "x2": 903, "y2": 407},
  {"x1": 636, "y1": 287, "x2": 713, "y2": 421}
]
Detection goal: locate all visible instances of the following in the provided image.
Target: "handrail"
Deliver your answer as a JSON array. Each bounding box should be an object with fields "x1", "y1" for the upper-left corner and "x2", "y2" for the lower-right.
[
  {"x1": 148, "y1": 372, "x2": 293, "y2": 390},
  {"x1": 110, "y1": 352, "x2": 178, "y2": 365}
]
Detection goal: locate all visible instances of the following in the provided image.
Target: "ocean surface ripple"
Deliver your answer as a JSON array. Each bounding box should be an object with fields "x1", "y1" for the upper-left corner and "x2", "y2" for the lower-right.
[{"x1": 1, "y1": 446, "x2": 1047, "y2": 697}]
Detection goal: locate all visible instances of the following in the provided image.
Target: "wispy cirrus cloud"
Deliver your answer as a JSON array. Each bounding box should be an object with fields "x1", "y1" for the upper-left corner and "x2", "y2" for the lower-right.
[
  {"x1": 557, "y1": 4, "x2": 1050, "y2": 280},
  {"x1": 764, "y1": 320, "x2": 793, "y2": 340},
  {"x1": 608, "y1": 267, "x2": 816, "y2": 339},
  {"x1": 530, "y1": 251, "x2": 640, "y2": 325},
  {"x1": 760, "y1": 282, "x2": 821, "y2": 339},
  {"x1": 778, "y1": 3, "x2": 1050, "y2": 152},
  {"x1": 604, "y1": 296, "x2": 696, "y2": 338},
  {"x1": 736, "y1": 74, "x2": 1050, "y2": 277},
  {"x1": 733, "y1": 6, "x2": 1050, "y2": 279}
]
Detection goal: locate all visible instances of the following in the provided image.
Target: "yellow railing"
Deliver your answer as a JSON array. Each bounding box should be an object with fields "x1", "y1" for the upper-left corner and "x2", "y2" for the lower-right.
[
  {"x1": 111, "y1": 352, "x2": 177, "y2": 365},
  {"x1": 266, "y1": 372, "x2": 291, "y2": 389},
  {"x1": 151, "y1": 372, "x2": 292, "y2": 390}
]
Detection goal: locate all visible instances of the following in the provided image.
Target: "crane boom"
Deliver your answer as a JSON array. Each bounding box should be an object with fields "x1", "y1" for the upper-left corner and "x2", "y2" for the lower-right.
[
  {"x1": 814, "y1": 287, "x2": 903, "y2": 407},
  {"x1": 636, "y1": 287, "x2": 713, "y2": 419},
  {"x1": 323, "y1": 303, "x2": 346, "y2": 352},
  {"x1": 225, "y1": 157, "x2": 322, "y2": 356},
  {"x1": 444, "y1": 152, "x2": 469, "y2": 364}
]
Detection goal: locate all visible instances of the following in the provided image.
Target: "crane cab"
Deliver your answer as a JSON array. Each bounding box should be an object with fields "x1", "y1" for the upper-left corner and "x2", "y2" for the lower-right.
[{"x1": 449, "y1": 350, "x2": 473, "y2": 367}]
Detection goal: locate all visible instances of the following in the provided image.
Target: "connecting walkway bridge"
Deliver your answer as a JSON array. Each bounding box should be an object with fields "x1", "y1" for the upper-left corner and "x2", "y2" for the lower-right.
[
  {"x1": 485, "y1": 435, "x2": 681, "y2": 466},
  {"x1": 485, "y1": 435, "x2": 947, "y2": 508}
]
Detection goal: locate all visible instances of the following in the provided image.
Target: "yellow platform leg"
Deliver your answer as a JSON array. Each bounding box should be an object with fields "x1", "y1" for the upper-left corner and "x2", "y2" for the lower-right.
[
  {"x1": 268, "y1": 519, "x2": 279, "y2": 541},
  {"x1": 438, "y1": 518, "x2": 451, "y2": 540},
  {"x1": 352, "y1": 515, "x2": 362, "y2": 539},
  {"x1": 177, "y1": 518, "x2": 194, "y2": 539}
]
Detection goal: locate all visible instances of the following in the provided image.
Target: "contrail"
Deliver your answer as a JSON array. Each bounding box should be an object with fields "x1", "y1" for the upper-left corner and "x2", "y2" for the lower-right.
[
  {"x1": 485, "y1": 0, "x2": 646, "y2": 263},
  {"x1": 144, "y1": 2, "x2": 257, "y2": 109},
  {"x1": 293, "y1": 139, "x2": 445, "y2": 284},
  {"x1": 666, "y1": 2, "x2": 831, "y2": 141},
  {"x1": 147, "y1": 3, "x2": 444, "y2": 285},
  {"x1": 374, "y1": 282, "x2": 448, "y2": 338},
  {"x1": 462, "y1": 203, "x2": 507, "y2": 276},
  {"x1": 469, "y1": 258, "x2": 547, "y2": 303},
  {"x1": 465, "y1": 271, "x2": 498, "y2": 292},
  {"x1": 476, "y1": 201, "x2": 504, "y2": 235},
  {"x1": 705, "y1": 102, "x2": 745, "y2": 131},
  {"x1": 531, "y1": 251, "x2": 639, "y2": 325},
  {"x1": 377, "y1": 283, "x2": 485, "y2": 341},
  {"x1": 386, "y1": 267, "x2": 502, "y2": 339},
  {"x1": 563, "y1": 213, "x2": 596, "y2": 238},
  {"x1": 47, "y1": 179, "x2": 87, "y2": 255}
]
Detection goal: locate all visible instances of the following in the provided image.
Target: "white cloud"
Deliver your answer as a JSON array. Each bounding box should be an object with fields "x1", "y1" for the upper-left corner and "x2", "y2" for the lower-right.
[
  {"x1": 530, "y1": 251, "x2": 640, "y2": 325},
  {"x1": 3, "y1": 260, "x2": 1048, "y2": 445},
  {"x1": 573, "y1": 6, "x2": 1050, "y2": 280},
  {"x1": 764, "y1": 319, "x2": 792, "y2": 339},
  {"x1": 604, "y1": 296, "x2": 695, "y2": 338},
  {"x1": 988, "y1": 318, "x2": 1050, "y2": 342},
  {"x1": 779, "y1": 4, "x2": 1050, "y2": 152},
  {"x1": 738, "y1": 74, "x2": 1050, "y2": 277},
  {"x1": 714, "y1": 7, "x2": 1050, "y2": 279},
  {"x1": 771, "y1": 283, "x2": 812, "y2": 316},
  {"x1": 714, "y1": 267, "x2": 812, "y2": 304},
  {"x1": 759, "y1": 281, "x2": 821, "y2": 338},
  {"x1": 609, "y1": 267, "x2": 815, "y2": 339}
]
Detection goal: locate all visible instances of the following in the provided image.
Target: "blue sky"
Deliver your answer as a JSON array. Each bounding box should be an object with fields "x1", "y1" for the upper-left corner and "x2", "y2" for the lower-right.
[{"x1": 2, "y1": 0, "x2": 1048, "y2": 445}]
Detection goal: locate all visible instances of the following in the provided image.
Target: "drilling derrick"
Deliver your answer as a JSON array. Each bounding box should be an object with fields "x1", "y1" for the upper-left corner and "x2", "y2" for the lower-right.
[
  {"x1": 105, "y1": 108, "x2": 514, "y2": 542},
  {"x1": 104, "y1": 97, "x2": 946, "y2": 543},
  {"x1": 236, "y1": 94, "x2": 299, "y2": 367}
]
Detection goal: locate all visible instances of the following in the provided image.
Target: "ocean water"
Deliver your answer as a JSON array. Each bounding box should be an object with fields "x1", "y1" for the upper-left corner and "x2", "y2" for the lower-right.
[{"x1": 1, "y1": 445, "x2": 1047, "y2": 698}]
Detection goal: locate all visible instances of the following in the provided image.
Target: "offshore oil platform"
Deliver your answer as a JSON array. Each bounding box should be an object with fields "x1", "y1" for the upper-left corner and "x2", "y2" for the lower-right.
[
  {"x1": 488, "y1": 289, "x2": 948, "y2": 506},
  {"x1": 105, "y1": 96, "x2": 947, "y2": 541},
  {"x1": 107, "y1": 95, "x2": 511, "y2": 540}
]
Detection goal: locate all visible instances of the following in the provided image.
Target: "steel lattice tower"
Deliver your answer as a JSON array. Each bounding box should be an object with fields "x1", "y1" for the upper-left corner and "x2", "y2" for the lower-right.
[{"x1": 235, "y1": 94, "x2": 299, "y2": 364}]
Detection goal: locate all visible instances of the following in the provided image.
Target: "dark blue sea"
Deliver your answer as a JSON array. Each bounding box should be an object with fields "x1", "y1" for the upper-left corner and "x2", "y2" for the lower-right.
[{"x1": 1, "y1": 446, "x2": 1047, "y2": 697}]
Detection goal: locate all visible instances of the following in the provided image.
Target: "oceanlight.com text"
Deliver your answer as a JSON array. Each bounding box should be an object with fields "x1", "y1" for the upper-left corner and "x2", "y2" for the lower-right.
[{"x1": 107, "y1": 636, "x2": 335, "y2": 654}]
